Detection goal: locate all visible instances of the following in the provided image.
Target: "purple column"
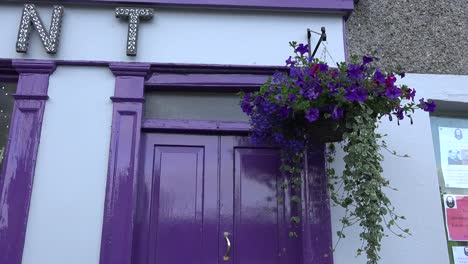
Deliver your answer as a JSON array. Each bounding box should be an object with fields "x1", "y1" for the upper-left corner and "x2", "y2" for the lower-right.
[
  {"x1": 100, "y1": 63, "x2": 150, "y2": 264},
  {"x1": 302, "y1": 146, "x2": 334, "y2": 264},
  {"x1": 0, "y1": 60, "x2": 56, "y2": 264}
]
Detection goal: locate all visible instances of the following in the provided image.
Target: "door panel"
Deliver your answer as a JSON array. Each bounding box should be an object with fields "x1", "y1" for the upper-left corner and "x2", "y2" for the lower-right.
[
  {"x1": 135, "y1": 134, "x2": 302, "y2": 264},
  {"x1": 133, "y1": 134, "x2": 219, "y2": 264},
  {"x1": 220, "y1": 136, "x2": 301, "y2": 264}
]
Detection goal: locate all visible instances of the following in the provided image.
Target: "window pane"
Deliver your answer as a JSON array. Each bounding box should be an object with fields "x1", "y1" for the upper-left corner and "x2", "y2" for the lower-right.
[
  {"x1": 144, "y1": 91, "x2": 248, "y2": 122},
  {"x1": 0, "y1": 83, "x2": 16, "y2": 175}
]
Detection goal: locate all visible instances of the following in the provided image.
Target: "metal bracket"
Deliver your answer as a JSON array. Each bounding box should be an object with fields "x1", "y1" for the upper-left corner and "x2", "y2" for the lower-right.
[{"x1": 307, "y1": 27, "x2": 327, "y2": 59}]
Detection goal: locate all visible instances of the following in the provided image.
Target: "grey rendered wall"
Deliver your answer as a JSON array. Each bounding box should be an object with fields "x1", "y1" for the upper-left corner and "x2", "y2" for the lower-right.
[{"x1": 346, "y1": 0, "x2": 468, "y2": 75}]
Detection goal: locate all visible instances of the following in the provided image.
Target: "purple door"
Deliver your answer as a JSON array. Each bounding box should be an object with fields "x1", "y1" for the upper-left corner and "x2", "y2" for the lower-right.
[{"x1": 133, "y1": 133, "x2": 301, "y2": 264}]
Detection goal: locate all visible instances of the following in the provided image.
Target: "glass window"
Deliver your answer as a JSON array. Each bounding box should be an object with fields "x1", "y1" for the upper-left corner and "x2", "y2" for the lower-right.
[
  {"x1": 0, "y1": 82, "x2": 16, "y2": 174},
  {"x1": 144, "y1": 91, "x2": 248, "y2": 122},
  {"x1": 431, "y1": 105, "x2": 468, "y2": 264}
]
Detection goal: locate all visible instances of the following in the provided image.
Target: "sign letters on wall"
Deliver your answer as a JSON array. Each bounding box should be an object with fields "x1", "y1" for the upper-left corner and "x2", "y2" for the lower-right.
[
  {"x1": 16, "y1": 4, "x2": 154, "y2": 56},
  {"x1": 16, "y1": 4, "x2": 64, "y2": 54}
]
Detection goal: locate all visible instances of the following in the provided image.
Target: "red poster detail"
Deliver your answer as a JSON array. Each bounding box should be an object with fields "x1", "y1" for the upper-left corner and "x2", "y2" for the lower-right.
[{"x1": 446, "y1": 195, "x2": 468, "y2": 241}]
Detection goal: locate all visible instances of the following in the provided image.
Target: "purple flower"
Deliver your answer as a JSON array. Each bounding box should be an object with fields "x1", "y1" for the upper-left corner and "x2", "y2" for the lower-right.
[
  {"x1": 295, "y1": 44, "x2": 309, "y2": 56},
  {"x1": 405, "y1": 88, "x2": 416, "y2": 101},
  {"x1": 331, "y1": 106, "x2": 344, "y2": 120},
  {"x1": 385, "y1": 74, "x2": 397, "y2": 88},
  {"x1": 279, "y1": 106, "x2": 291, "y2": 118},
  {"x1": 241, "y1": 93, "x2": 253, "y2": 114},
  {"x1": 396, "y1": 108, "x2": 404, "y2": 120},
  {"x1": 305, "y1": 108, "x2": 319, "y2": 122},
  {"x1": 285, "y1": 56, "x2": 295, "y2": 66},
  {"x1": 327, "y1": 82, "x2": 338, "y2": 94},
  {"x1": 303, "y1": 88, "x2": 320, "y2": 100},
  {"x1": 275, "y1": 95, "x2": 283, "y2": 101},
  {"x1": 373, "y1": 70, "x2": 386, "y2": 85},
  {"x1": 318, "y1": 63, "x2": 329, "y2": 73},
  {"x1": 344, "y1": 88, "x2": 358, "y2": 102},
  {"x1": 346, "y1": 64, "x2": 363, "y2": 79},
  {"x1": 362, "y1": 55, "x2": 374, "y2": 65},
  {"x1": 399, "y1": 72, "x2": 406, "y2": 78},
  {"x1": 385, "y1": 86, "x2": 401, "y2": 99},
  {"x1": 356, "y1": 89, "x2": 368, "y2": 102},
  {"x1": 288, "y1": 93, "x2": 297, "y2": 102},
  {"x1": 419, "y1": 98, "x2": 437, "y2": 113}
]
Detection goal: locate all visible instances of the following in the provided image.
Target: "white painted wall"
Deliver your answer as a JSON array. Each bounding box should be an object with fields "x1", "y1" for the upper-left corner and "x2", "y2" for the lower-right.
[
  {"x1": 1, "y1": 2, "x2": 458, "y2": 264},
  {"x1": 0, "y1": 4, "x2": 345, "y2": 66},
  {"x1": 331, "y1": 74, "x2": 468, "y2": 264},
  {"x1": 22, "y1": 66, "x2": 114, "y2": 264}
]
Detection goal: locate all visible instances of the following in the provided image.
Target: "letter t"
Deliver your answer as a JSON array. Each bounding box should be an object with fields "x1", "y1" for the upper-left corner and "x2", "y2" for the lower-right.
[{"x1": 115, "y1": 7, "x2": 154, "y2": 56}]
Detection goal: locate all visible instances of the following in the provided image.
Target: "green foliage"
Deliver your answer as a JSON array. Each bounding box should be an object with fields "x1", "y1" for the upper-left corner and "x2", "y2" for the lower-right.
[{"x1": 326, "y1": 105, "x2": 411, "y2": 264}]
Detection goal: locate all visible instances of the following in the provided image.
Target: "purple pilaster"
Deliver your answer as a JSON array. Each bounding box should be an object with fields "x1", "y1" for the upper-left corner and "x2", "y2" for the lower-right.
[
  {"x1": 0, "y1": 59, "x2": 56, "y2": 264},
  {"x1": 302, "y1": 146, "x2": 334, "y2": 264},
  {"x1": 100, "y1": 63, "x2": 150, "y2": 264}
]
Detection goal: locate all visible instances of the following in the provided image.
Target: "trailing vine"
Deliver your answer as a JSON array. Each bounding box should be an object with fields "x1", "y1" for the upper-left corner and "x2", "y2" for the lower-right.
[{"x1": 240, "y1": 41, "x2": 436, "y2": 263}]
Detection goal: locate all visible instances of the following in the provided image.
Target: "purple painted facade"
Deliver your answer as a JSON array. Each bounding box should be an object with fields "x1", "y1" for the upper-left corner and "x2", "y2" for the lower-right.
[
  {"x1": 8, "y1": 0, "x2": 354, "y2": 13},
  {"x1": 0, "y1": 60, "x2": 55, "y2": 264},
  {"x1": 100, "y1": 63, "x2": 150, "y2": 264}
]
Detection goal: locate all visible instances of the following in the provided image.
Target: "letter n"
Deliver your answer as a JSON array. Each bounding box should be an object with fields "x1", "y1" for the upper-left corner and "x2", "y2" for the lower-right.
[{"x1": 16, "y1": 4, "x2": 64, "y2": 54}]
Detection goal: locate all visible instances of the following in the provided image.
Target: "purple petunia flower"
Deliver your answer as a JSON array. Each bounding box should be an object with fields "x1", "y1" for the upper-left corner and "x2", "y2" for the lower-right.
[
  {"x1": 288, "y1": 93, "x2": 297, "y2": 102},
  {"x1": 405, "y1": 88, "x2": 416, "y2": 101},
  {"x1": 318, "y1": 63, "x2": 329, "y2": 73},
  {"x1": 331, "y1": 106, "x2": 344, "y2": 120},
  {"x1": 285, "y1": 56, "x2": 295, "y2": 66},
  {"x1": 303, "y1": 88, "x2": 320, "y2": 100},
  {"x1": 373, "y1": 69, "x2": 386, "y2": 85},
  {"x1": 356, "y1": 89, "x2": 368, "y2": 102},
  {"x1": 362, "y1": 55, "x2": 374, "y2": 65},
  {"x1": 305, "y1": 108, "x2": 319, "y2": 122},
  {"x1": 241, "y1": 93, "x2": 253, "y2": 114},
  {"x1": 419, "y1": 98, "x2": 437, "y2": 112},
  {"x1": 344, "y1": 88, "x2": 358, "y2": 102},
  {"x1": 295, "y1": 44, "x2": 309, "y2": 56},
  {"x1": 396, "y1": 108, "x2": 404, "y2": 120},
  {"x1": 346, "y1": 64, "x2": 363, "y2": 79},
  {"x1": 385, "y1": 86, "x2": 401, "y2": 99},
  {"x1": 385, "y1": 74, "x2": 397, "y2": 88},
  {"x1": 279, "y1": 106, "x2": 291, "y2": 118}
]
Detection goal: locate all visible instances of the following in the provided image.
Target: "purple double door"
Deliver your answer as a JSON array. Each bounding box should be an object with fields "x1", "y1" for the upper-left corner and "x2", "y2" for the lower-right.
[{"x1": 133, "y1": 133, "x2": 304, "y2": 264}]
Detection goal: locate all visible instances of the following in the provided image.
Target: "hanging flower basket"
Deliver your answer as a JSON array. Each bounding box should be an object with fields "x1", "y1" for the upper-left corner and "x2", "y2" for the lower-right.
[{"x1": 240, "y1": 42, "x2": 436, "y2": 264}]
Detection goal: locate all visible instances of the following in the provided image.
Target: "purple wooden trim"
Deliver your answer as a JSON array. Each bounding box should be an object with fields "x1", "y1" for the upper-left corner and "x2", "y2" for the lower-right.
[
  {"x1": 142, "y1": 118, "x2": 251, "y2": 133},
  {"x1": 145, "y1": 73, "x2": 270, "y2": 90},
  {"x1": 110, "y1": 63, "x2": 151, "y2": 77},
  {"x1": 110, "y1": 97, "x2": 145, "y2": 103},
  {"x1": 0, "y1": 60, "x2": 19, "y2": 82},
  {"x1": 0, "y1": 60, "x2": 55, "y2": 264},
  {"x1": 12, "y1": 94, "x2": 49, "y2": 100},
  {"x1": 1, "y1": 57, "x2": 286, "y2": 76},
  {"x1": 100, "y1": 63, "x2": 150, "y2": 264},
  {"x1": 342, "y1": 17, "x2": 349, "y2": 62},
  {"x1": 302, "y1": 147, "x2": 334, "y2": 264},
  {"x1": 4, "y1": 0, "x2": 354, "y2": 12}
]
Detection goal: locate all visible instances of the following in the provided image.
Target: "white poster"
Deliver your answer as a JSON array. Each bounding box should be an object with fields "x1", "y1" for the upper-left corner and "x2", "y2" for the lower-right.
[
  {"x1": 453, "y1": 246, "x2": 468, "y2": 264},
  {"x1": 439, "y1": 127, "x2": 468, "y2": 188}
]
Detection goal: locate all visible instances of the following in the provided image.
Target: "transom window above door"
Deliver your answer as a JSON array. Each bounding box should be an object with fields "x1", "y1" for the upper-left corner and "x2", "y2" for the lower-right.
[{"x1": 144, "y1": 91, "x2": 249, "y2": 122}]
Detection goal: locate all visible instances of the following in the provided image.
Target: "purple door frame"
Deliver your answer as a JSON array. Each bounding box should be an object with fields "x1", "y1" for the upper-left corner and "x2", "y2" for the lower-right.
[
  {"x1": 0, "y1": 59, "x2": 56, "y2": 264},
  {"x1": 100, "y1": 62, "x2": 334, "y2": 264},
  {"x1": 99, "y1": 63, "x2": 150, "y2": 264}
]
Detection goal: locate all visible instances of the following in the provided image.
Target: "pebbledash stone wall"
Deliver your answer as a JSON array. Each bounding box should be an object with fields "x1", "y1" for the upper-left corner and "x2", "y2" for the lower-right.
[{"x1": 346, "y1": 0, "x2": 468, "y2": 75}]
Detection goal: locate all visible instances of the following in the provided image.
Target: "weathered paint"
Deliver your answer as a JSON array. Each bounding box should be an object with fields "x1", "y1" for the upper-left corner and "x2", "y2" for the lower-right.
[
  {"x1": 99, "y1": 63, "x2": 150, "y2": 264},
  {"x1": 0, "y1": 60, "x2": 55, "y2": 264}
]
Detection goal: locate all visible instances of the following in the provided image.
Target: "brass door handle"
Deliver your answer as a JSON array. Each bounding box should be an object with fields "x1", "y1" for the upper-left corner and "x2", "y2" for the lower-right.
[{"x1": 223, "y1": 232, "x2": 231, "y2": 261}]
